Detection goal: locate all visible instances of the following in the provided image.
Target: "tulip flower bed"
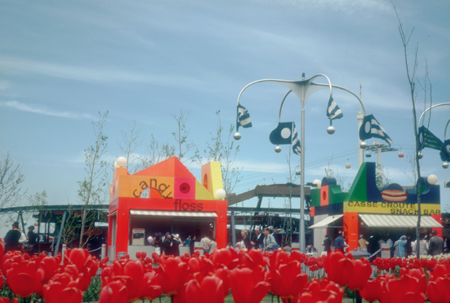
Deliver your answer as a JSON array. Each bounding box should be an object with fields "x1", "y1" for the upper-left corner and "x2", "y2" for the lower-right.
[{"x1": 1, "y1": 243, "x2": 450, "y2": 303}]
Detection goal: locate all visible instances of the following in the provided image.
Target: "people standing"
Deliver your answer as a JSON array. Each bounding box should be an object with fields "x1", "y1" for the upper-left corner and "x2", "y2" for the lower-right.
[
  {"x1": 26, "y1": 226, "x2": 38, "y2": 255},
  {"x1": 162, "y1": 234, "x2": 173, "y2": 255},
  {"x1": 251, "y1": 228, "x2": 264, "y2": 249},
  {"x1": 172, "y1": 234, "x2": 180, "y2": 256},
  {"x1": 334, "y1": 232, "x2": 345, "y2": 252},
  {"x1": 386, "y1": 235, "x2": 394, "y2": 258},
  {"x1": 4, "y1": 222, "x2": 22, "y2": 253},
  {"x1": 189, "y1": 236, "x2": 196, "y2": 256},
  {"x1": 358, "y1": 235, "x2": 368, "y2": 252},
  {"x1": 322, "y1": 235, "x2": 331, "y2": 252},
  {"x1": 263, "y1": 227, "x2": 277, "y2": 252},
  {"x1": 306, "y1": 244, "x2": 317, "y2": 254},
  {"x1": 395, "y1": 235, "x2": 407, "y2": 258},
  {"x1": 240, "y1": 230, "x2": 252, "y2": 251},
  {"x1": 210, "y1": 238, "x2": 217, "y2": 253},
  {"x1": 428, "y1": 230, "x2": 444, "y2": 256},
  {"x1": 201, "y1": 235, "x2": 212, "y2": 254},
  {"x1": 184, "y1": 235, "x2": 192, "y2": 248}
]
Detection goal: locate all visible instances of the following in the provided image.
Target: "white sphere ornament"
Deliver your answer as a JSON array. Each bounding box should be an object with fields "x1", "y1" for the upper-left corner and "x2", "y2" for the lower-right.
[
  {"x1": 116, "y1": 157, "x2": 127, "y2": 168},
  {"x1": 275, "y1": 146, "x2": 282, "y2": 153},
  {"x1": 417, "y1": 152, "x2": 423, "y2": 159},
  {"x1": 233, "y1": 132, "x2": 241, "y2": 140},
  {"x1": 215, "y1": 189, "x2": 226, "y2": 200},
  {"x1": 427, "y1": 174, "x2": 438, "y2": 185},
  {"x1": 360, "y1": 141, "x2": 368, "y2": 149},
  {"x1": 114, "y1": 162, "x2": 119, "y2": 169},
  {"x1": 312, "y1": 179, "x2": 322, "y2": 188},
  {"x1": 443, "y1": 162, "x2": 449, "y2": 169},
  {"x1": 327, "y1": 126, "x2": 335, "y2": 135}
]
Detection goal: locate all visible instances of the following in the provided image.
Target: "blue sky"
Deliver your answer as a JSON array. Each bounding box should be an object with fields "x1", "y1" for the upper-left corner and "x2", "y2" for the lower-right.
[{"x1": 1, "y1": 0, "x2": 449, "y2": 224}]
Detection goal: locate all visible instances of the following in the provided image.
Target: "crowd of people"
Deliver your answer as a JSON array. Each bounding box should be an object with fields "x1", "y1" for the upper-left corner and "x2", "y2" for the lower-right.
[
  {"x1": 328, "y1": 230, "x2": 449, "y2": 258},
  {"x1": 2, "y1": 222, "x2": 39, "y2": 255},
  {"x1": 145, "y1": 233, "x2": 218, "y2": 256}
]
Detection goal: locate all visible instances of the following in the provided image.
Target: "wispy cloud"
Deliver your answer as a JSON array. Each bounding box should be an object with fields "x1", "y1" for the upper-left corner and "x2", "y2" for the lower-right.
[
  {"x1": 0, "y1": 55, "x2": 206, "y2": 89},
  {"x1": 0, "y1": 101, "x2": 95, "y2": 119}
]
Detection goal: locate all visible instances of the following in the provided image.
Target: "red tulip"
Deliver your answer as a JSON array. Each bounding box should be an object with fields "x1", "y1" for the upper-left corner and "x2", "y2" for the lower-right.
[
  {"x1": 426, "y1": 277, "x2": 450, "y2": 303},
  {"x1": 123, "y1": 260, "x2": 145, "y2": 301},
  {"x1": 323, "y1": 251, "x2": 354, "y2": 287},
  {"x1": 0, "y1": 239, "x2": 4, "y2": 260},
  {"x1": 0, "y1": 298, "x2": 19, "y2": 303},
  {"x1": 65, "y1": 249, "x2": 91, "y2": 272},
  {"x1": 229, "y1": 267, "x2": 270, "y2": 303},
  {"x1": 185, "y1": 275, "x2": 224, "y2": 303},
  {"x1": 158, "y1": 257, "x2": 188, "y2": 296},
  {"x1": 214, "y1": 266, "x2": 231, "y2": 297},
  {"x1": 98, "y1": 280, "x2": 129, "y2": 303},
  {"x1": 380, "y1": 274, "x2": 425, "y2": 303},
  {"x1": 360, "y1": 279, "x2": 379, "y2": 303},
  {"x1": 211, "y1": 249, "x2": 232, "y2": 268},
  {"x1": 272, "y1": 260, "x2": 308, "y2": 300},
  {"x1": 142, "y1": 271, "x2": 162, "y2": 301},
  {"x1": 43, "y1": 272, "x2": 83, "y2": 303},
  {"x1": 240, "y1": 249, "x2": 267, "y2": 270},
  {"x1": 297, "y1": 278, "x2": 343, "y2": 303},
  {"x1": 5, "y1": 259, "x2": 39, "y2": 298},
  {"x1": 347, "y1": 257, "x2": 372, "y2": 291}
]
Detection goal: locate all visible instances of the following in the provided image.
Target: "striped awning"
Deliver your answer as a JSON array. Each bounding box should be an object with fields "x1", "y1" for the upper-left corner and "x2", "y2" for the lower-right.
[
  {"x1": 130, "y1": 210, "x2": 217, "y2": 218},
  {"x1": 309, "y1": 214, "x2": 343, "y2": 229},
  {"x1": 359, "y1": 214, "x2": 442, "y2": 228}
]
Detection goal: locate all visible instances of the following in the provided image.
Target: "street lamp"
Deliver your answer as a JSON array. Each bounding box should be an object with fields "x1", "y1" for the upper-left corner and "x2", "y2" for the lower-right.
[{"x1": 234, "y1": 73, "x2": 365, "y2": 252}]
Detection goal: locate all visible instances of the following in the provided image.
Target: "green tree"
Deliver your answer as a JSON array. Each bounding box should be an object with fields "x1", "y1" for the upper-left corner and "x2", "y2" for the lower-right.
[
  {"x1": 78, "y1": 111, "x2": 109, "y2": 248},
  {"x1": 197, "y1": 110, "x2": 242, "y2": 195}
]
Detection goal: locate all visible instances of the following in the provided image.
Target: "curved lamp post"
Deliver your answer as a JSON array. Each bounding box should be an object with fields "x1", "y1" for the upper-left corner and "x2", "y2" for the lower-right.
[
  {"x1": 234, "y1": 73, "x2": 364, "y2": 252},
  {"x1": 418, "y1": 102, "x2": 450, "y2": 168}
]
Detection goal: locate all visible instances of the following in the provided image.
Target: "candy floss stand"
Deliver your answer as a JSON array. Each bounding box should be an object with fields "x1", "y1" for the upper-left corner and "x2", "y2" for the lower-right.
[{"x1": 108, "y1": 156, "x2": 227, "y2": 259}]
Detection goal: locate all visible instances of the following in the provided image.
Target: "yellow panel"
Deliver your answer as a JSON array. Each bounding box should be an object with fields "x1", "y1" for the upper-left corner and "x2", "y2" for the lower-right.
[
  {"x1": 121, "y1": 176, "x2": 175, "y2": 199},
  {"x1": 195, "y1": 180, "x2": 214, "y2": 200},
  {"x1": 209, "y1": 162, "x2": 224, "y2": 195},
  {"x1": 344, "y1": 202, "x2": 441, "y2": 215}
]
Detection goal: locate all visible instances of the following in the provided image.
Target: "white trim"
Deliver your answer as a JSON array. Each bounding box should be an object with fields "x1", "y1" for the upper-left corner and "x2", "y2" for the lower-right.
[
  {"x1": 130, "y1": 210, "x2": 217, "y2": 217},
  {"x1": 309, "y1": 214, "x2": 344, "y2": 229},
  {"x1": 359, "y1": 214, "x2": 442, "y2": 228}
]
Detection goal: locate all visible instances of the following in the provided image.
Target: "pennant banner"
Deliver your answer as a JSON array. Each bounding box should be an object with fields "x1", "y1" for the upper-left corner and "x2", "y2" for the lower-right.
[
  {"x1": 418, "y1": 126, "x2": 443, "y2": 151},
  {"x1": 359, "y1": 114, "x2": 393, "y2": 146},
  {"x1": 326, "y1": 96, "x2": 343, "y2": 121},
  {"x1": 269, "y1": 122, "x2": 301, "y2": 156},
  {"x1": 236, "y1": 104, "x2": 252, "y2": 132},
  {"x1": 440, "y1": 139, "x2": 450, "y2": 162}
]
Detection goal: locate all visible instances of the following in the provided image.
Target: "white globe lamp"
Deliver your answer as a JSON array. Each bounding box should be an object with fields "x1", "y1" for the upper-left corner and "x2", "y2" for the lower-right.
[
  {"x1": 312, "y1": 179, "x2": 321, "y2": 188},
  {"x1": 427, "y1": 174, "x2": 438, "y2": 185},
  {"x1": 215, "y1": 189, "x2": 226, "y2": 200},
  {"x1": 114, "y1": 162, "x2": 119, "y2": 169},
  {"x1": 116, "y1": 157, "x2": 127, "y2": 168}
]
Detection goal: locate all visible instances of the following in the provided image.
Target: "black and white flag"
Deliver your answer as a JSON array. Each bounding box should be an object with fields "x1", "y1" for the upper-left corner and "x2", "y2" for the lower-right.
[
  {"x1": 326, "y1": 96, "x2": 343, "y2": 121},
  {"x1": 236, "y1": 104, "x2": 252, "y2": 131},
  {"x1": 269, "y1": 122, "x2": 301, "y2": 156},
  {"x1": 359, "y1": 114, "x2": 393, "y2": 146}
]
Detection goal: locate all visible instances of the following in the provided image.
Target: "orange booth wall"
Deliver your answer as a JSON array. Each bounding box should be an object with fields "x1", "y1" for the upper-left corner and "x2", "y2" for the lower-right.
[{"x1": 108, "y1": 157, "x2": 227, "y2": 258}]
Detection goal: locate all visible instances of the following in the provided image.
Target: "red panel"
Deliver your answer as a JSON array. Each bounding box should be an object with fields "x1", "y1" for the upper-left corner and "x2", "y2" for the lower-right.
[
  {"x1": 215, "y1": 210, "x2": 228, "y2": 248},
  {"x1": 174, "y1": 177, "x2": 196, "y2": 200},
  {"x1": 133, "y1": 157, "x2": 175, "y2": 177},
  {"x1": 344, "y1": 212, "x2": 359, "y2": 251},
  {"x1": 431, "y1": 214, "x2": 443, "y2": 237},
  {"x1": 310, "y1": 207, "x2": 315, "y2": 217},
  {"x1": 115, "y1": 208, "x2": 130, "y2": 257},
  {"x1": 320, "y1": 185, "x2": 329, "y2": 206},
  {"x1": 174, "y1": 158, "x2": 196, "y2": 178}
]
